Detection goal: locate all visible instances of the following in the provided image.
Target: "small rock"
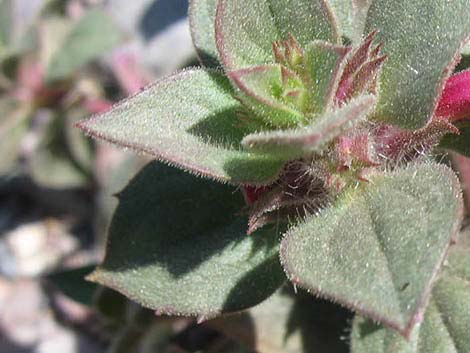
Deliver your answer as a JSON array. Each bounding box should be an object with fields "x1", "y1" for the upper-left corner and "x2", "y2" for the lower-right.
[{"x1": 0, "y1": 220, "x2": 78, "y2": 278}]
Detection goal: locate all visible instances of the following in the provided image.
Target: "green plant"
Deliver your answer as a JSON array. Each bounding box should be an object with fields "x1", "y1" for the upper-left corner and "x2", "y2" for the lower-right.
[
  {"x1": 78, "y1": 0, "x2": 470, "y2": 351},
  {"x1": 0, "y1": 0, "x2": 121, "y2": 186}
]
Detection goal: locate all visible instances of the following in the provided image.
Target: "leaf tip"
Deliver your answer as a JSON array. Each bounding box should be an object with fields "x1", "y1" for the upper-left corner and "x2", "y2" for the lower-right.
[{"x1": 84, "y1": 270, "x2": 101, "y2": 284}]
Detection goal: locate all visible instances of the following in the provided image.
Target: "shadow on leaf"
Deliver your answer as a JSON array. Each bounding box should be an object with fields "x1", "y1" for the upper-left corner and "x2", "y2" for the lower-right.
[
  {"x1": 222, "y1": 255, "x2": 285, "y2": 313},
  {"x1": 223, "y1": 156, "x2": 285, "y2": 185},
  {"x1": 92, "y1": 162, "x2": 286, "y2": 314},
  {"x1": 186, "y1": 106, "x2": 249, "y2": 147},
  {"x1": 100, "y1": 162, "x2": 246, "y2": 277}
]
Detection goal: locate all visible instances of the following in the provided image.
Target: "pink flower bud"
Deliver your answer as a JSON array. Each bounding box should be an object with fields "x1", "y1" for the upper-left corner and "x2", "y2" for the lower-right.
[{"x1": 436, "y1": 70, "x2": 470, "y2": 121}]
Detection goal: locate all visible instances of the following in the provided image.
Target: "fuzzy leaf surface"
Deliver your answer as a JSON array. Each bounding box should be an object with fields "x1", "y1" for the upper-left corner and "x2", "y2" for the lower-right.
[
  {"x1": 280, "y1": 162, "x2": 462, "y2": 337},
  {"x1": 45, "y1": 9, "x2": 121, "y2": 81},
  {"x1": 88, "y1": 162, "x2": 285, "y2": 317},
  {"x1": 351, "y1": 231, "x2": 470, "y2": 353},
  {"x1": 365, "y1": 0, "x2": 470, "y2": 129},
  {"x1": 328, "y1": 0, "x2": 371, "y2": 43},
  {"x1": 327, "y1": 0, "x2": 353, "y2": 41},
  {"x1": 242, "y1": 94, "x2": 375, "y2": 158},
  {"x1": 228, "y1": 64, "x2": 305, "y2": 128},
  {"x1": 304, "y1": 40, "x2": 348, "y2": 114},
  {"x1": 189, "y1": 0, "x2": 220, "y2": 68},
  {"x1": 78, "y1": 69, "x2": 286, "y2": 185},
  {"x1": 440, "y1": 122, "x2": 470, "y2": 157},
  {"x1": 215, "y1": 0, "x2": 339, "y2": 70}
]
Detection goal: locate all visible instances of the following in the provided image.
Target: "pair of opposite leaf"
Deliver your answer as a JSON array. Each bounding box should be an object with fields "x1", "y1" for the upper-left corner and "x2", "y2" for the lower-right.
[{"x1": 78, "y1": 0, "x2": 470, "y2": 342}]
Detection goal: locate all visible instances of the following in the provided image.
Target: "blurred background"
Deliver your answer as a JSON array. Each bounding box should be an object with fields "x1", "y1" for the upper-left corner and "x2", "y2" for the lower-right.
[{"x1": 0, "y1": 0, "x2": 220, "y2": 352}]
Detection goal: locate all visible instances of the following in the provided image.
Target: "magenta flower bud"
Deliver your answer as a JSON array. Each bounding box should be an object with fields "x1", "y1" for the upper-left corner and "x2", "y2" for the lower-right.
[{"x1": 436, "y1": 70, "x2": 470, "y2": 121}]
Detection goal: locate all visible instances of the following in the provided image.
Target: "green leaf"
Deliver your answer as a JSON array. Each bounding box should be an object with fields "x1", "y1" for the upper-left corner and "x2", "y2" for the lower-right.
[
  {"x1": 463, "y1": 43, "x2": 470, "y2": 57},
  {"x1": 88, "y1": 162, "x2": 285, "y2": 318},
  {"x1": 215, "y1": 0, "x2": 339, "y2": 70},
  {"x1": 189, "y1": 0, "x2": 221, "y2": 68},
  {"x1": 211, "y1": 287, "x2": 351, "y2": 353},
  {"x1": 47, "y1": 265, "x2": 98, "y2": 306},
  {"x1": 30, "y1": 112, "x2": 92, "y2": 188},
  {"x1": 45, "y1": 9, "x2": 121, "y2": 82},
  {"x1": 280, "y1": 162, "x2": 463, "y2": 337},
  {"x1": 78, "y1": 69, "x2": 286, "y2": 185},
  {"x1": 365, "y1": 0, "x2": 470, "y2": 129},
  {"x1": 351, "y1": 231, "x2": 470, "y2": 352},
  {"x1": 96, "y1": 155, "x2": 142, "y2": 241},
  {"x1": 39, "y1": 17, "x2": 73, "y2": 71},
  {"x1": 327, "y1": 0, "x2": 354, "y2": 42},
  {"x1": 64, "y1": 109, "x2": 94, "y2": 176},
  {"x1": 328, "y1": 0, "x2": 371, "y2": 43},
  {"x1": 304, "y1": 40, "x2": 349, "y2": 114},
  {"x1": 440, "y1": 122, "x2": 470, "y2": 157},
  {"x1": 0, "y1": 99, "x2": 31, "y2": 175},
  {"x1": 41, "y1": 0, "x2": 70, "y2": 16},
  {"x1": 30, "y1": 148, "x2": 90, "y2": 188},
  {"x1": 0, "y1": 0, "x2": 13, "y2": 50},
  {"x1": 242, "y1": 94, "x2": 376, "y2": 158},
  {"x1": 0, "y1": 54, "x2": 19, "y2": 80},
  {"x1": 228, "y1": 64, "x2": 305, "y2": 128}
]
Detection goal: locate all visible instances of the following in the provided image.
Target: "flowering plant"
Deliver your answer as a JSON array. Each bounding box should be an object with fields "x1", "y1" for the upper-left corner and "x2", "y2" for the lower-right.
[{"x1": 79, "y1": 0, "x2": 470, "y2": 350}]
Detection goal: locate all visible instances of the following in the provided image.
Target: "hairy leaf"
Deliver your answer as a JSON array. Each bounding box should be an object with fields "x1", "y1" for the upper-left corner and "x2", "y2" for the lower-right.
[
  {"x1": 45, "y1": 9, "x2": 121, "y2": 81},
  {"x1": 327, "y1": 0, "x2": 354, "y2": 42},
  {"x1": 328, "y1": 0, "x2": 372, "y2": 43},
  {"x1": 304, "y1": 40, "x2": 350, "y2": 113},
  {"x1": 78, "y1": 69, "x2": 286, "y2": 185},
  {"x1": 215, "y1": 0, "x2": 339, "y2": 70},
  {"x1": 228, "y1": 64, "x2": 305, "y2": 128},
  {"x1": 88, "y1": 162, "x2": 285, "y2": 317},
  {"x1": 351, "y1": 231, "x2": 470, "y2": 352},
  {"x1": 280, "y1": 162, "x2": 463, "y2": 337},
  {"x1": 440, "y1": 122, "x2": 470, "y2": 157},
  {"x1": 365, "y1": 0, "x2": 470, "y2": 129},
  {"x1": 189, "y1": 0, "x2": 221, "y2": 68},
  {"x1": 242, "y1": 94, "x2": 376, "y2": 158}
]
